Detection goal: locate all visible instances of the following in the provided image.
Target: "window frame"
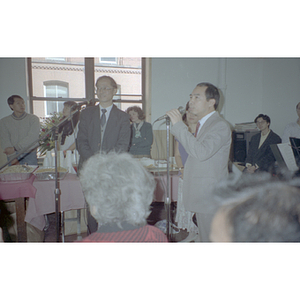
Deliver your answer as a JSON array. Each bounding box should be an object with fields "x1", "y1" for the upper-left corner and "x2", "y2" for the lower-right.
[
  {"x1": 27, "y1": 57, "x2": 149, "y2": 119},
  {"x1": 99, "y1": 57, "x2": 118, "y2": 64},
  {"x1": 43, "y1": 80, "x2": 69, "y2": 116}
]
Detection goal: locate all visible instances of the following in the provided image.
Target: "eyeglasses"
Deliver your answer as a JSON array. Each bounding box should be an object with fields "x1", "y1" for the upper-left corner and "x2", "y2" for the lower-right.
[
  {"x1": 256, "y1": 120, "x2": 266, "y2": 125},
  {"x1": 95, "y1": 87, "x2": 114, "y2": 92}
]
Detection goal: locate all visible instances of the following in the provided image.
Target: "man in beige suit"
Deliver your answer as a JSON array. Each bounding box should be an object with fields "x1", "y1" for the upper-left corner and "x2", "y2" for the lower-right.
[{"x1": 166, "y1": 82, "x2": 232, "y2": 242}]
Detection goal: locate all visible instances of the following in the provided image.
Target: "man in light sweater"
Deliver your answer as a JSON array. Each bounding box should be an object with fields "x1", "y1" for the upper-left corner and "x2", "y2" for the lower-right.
[{"x1": 0, "y1": 95, "x2": 40, "y2": 165}]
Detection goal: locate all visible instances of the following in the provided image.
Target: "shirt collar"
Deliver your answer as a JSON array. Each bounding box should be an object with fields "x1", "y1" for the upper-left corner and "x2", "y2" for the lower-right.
[
  {"x1": 99, "y1": 104, "x2": 113, "y2": 119},
  {"x1": 198, "y1": 111, "x2": 216, "y2": 128}
]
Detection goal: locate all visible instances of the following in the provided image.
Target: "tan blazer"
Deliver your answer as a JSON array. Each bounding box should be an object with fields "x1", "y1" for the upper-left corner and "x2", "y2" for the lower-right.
[{"x1": 171, "y1": 112, "x2": 232, "y2": 214}]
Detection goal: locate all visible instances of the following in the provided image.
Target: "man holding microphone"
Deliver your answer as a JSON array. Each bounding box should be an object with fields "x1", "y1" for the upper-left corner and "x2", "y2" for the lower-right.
[{"x1": 166, "y1": 82, "x2": 232, "y2": 242}]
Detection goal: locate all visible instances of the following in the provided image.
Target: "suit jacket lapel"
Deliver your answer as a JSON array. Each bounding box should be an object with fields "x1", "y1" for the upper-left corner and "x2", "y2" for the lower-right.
[
  {"x1": 102, "y1": 104, "x2": 117, "y2": 146},
  {"x1": 92, "y1": 105, "x2": 101, "y2": 145},
  {"x1": 197, "y1": 112, "x2": 218, "y2": 138},
  {"x1": 258, "y1": 130, "x2": 272, "y2": 151}
]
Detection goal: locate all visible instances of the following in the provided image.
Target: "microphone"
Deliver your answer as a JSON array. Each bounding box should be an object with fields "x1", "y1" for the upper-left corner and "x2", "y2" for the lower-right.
[
  {"x1": 154, "y1": 106, "x2": 186, "y2": 122},
  {"x1": 71, "y1": 99, "x2": 94, "y2": 109}
]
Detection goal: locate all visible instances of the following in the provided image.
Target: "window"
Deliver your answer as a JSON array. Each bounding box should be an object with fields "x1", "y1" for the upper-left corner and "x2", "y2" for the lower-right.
[
  {"x1": 94, "y1": 57, "x2": 143, "y2": 112},
  {"x1": 43, "y1": 81, "x2": 69, "y2": 116},
  {"x1": 27, "y1": 57, "x2": 148, "y2": 120},
  {"x1": 45, "y1": 57, "x2": 66, "y2": 62},
  {"x1": 99, "y1": 57, "x2": 117, "y2": 64}
]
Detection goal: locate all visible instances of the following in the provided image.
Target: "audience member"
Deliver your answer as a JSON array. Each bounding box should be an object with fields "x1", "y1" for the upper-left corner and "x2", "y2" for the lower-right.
[
  {"x1": 166, "y1": 82, "x2": 232, "y2": 242},
  {"x1": 0, "y1": 95, "x2": 40, "y2": 165},
  {"x1": 0, "y1": 201, "x2": 14, "y2": 242},
  {"x1": 77, "y1": 76, "x2": 131, "y2": 233},
  {"x1": 79, "y1": 151, "x2": 168, "y2": 242},
  {"x1": 58, "y1": 101, "x2": 80, "y2": 157},
  {"x1": 210, "y1": 173, "x2": 300, "y2": 242},
  {"x1": 174, "y1": 102, "x2": 199, "y2": 242},
  {"x1": 126, "y1": 106, "x2": 153, "y2": 157},
  {"x1": 282, "y1": 102, "x2": 300, "y2": 143},
  {"x1": 244, "y1": 114, "x2": 281, "y2": 174}
]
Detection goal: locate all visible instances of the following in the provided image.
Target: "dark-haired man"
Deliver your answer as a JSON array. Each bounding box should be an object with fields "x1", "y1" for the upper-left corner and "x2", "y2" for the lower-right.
[
  {"x1": 166, "y1": 82, "x2": 232, "y2": 242},
  {"x1": 244, "y1": 114, "x2": 281, "y2": 174},
  {"x1": 0, "y1": 95, "x2": 40, "y2": 165}
]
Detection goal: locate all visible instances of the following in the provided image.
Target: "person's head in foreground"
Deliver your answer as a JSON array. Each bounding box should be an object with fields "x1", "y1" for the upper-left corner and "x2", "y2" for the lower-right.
[
  {"x1": 79, "y1": 152, "x2": 168, "y2": 242},
  {"x1": 210, "y1": 173, "x2": 300, "y2": 242}
]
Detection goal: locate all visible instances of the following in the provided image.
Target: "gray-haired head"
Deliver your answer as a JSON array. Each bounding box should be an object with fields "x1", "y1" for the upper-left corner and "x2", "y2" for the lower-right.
[
  {"x1": 212, "y1": 173, "x2": 300, "y2": 242},
  {"x1": 79, "y1": 152, "x2": 156, "y2": 228}
]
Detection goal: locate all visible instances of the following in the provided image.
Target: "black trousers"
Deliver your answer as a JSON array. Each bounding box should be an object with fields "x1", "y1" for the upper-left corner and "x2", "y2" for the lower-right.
[{"x1": 86, "y1": 202, "x2": 98, "y2": 235}]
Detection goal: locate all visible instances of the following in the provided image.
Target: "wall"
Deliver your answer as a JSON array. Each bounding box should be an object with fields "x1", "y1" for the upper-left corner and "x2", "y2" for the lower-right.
[
  {"x1": 261, "y1": 58, "x2": 300, "y2": 136},
  {"x1": 0, "y1": 58, "x2": 28, "y2": 119},
  {"x1": 150, "y1": 57, "x2": 300, "y2": 137},
  {"x1": 150, "y1": 58, "x2": 221, "y2": 130},
  {"x1": 0, "y1": 58, "x2": 28, "y2": 162}
]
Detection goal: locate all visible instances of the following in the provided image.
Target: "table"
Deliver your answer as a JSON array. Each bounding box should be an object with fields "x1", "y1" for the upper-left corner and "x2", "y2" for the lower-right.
[
  {"x1": 0, "y1": 174, "x2": 37, "y2": 242},
  {"x1": 151, "y1": 170, "x2": 179, "y2": 202},
  {"x1": 0, "y1": 169, "x2": 179, "y2": 241},
  {"x1": 25, "y1": 174, "x2": 86, "y2": 231}
]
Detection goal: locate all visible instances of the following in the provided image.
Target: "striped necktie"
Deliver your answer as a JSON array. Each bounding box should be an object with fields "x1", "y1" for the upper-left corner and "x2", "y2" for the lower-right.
[{"x1": 100, "y1": 109, "x2": 107, "y2": 127}]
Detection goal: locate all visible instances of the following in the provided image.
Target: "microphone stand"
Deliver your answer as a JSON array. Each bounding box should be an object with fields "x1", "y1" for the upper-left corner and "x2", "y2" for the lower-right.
[
  {"x1": 52, "y1": 128, "x2": 61, "y2": 242},
  {"x1": 50, "y1": 106, "x2": 83, "y2": 242},
  {"x1": 165, "y1": 117, "x2": 171, "y2": 240}
]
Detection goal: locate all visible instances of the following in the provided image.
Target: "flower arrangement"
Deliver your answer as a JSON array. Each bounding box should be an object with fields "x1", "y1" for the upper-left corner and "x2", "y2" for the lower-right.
[{"x1": 39, "y1": 112, "x2": 64, "y2": 156}]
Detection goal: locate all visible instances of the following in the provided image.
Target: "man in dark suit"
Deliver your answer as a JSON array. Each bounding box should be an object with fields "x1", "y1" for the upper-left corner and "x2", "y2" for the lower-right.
[
  {"x1": 244, "y1": 114, "x2": 281, "y2": 174},
  {"x1": 77, "y1": 75, "x2": 131, "y2": 233}
]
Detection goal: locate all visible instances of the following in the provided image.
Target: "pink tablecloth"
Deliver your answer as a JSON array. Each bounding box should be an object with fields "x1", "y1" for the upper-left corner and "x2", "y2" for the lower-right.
[
  {"x1": 0, "y1": 171, "x2": 178, "y2": 231},
  {"x1": 0, "y1": 174, "x2": 37, "y2": 200},
  {"x1": 25, "y1": 174, "x2": 86, "y2": 231}
]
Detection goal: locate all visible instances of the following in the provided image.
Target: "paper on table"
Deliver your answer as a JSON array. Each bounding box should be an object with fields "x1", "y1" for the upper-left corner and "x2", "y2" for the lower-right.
[
  {"x1": 277, "y1": 143, "x2": 298, "y2": 172},
  {"x1": 65, "y1": 150, "x2": 76, "y2": 174}
]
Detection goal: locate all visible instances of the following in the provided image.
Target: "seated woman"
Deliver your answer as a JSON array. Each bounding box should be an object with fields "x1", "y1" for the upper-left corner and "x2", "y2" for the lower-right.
[
  {"x1": 79, "y1": 151, "x2": 168, "y2": 242},
  {"x1": 244, "y1": 114, "x2": 281, "y2": 174},
  {"x1": 126, "y1": 106, "x2": 153, "y2": 158},
  {"x1": 59, "y1": 101, "x2": 80, "y2": 158}
]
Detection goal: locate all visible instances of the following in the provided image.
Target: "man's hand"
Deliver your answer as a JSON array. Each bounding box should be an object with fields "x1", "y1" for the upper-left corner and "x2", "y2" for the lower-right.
[
  {"x1": 166, "y1": 108, "x2": 182, "y2": 125},
  {"x1": 245, "y1": 165, "x2": 256, "y2": 174},
  {"x1": 11, "y1": 159, "x2": 20, "y2": 165},
  {"x1": 4, "y1": 147, "x2": 15, "y2": 155},
  {"x1": 180, "y1": 168, "x2": 184, "y2": 179}
]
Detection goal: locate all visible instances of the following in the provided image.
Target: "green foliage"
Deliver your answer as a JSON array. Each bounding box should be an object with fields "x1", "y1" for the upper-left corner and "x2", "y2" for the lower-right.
[{"x1": 39, "y1": 112, "x2": 64, "y2": 156}]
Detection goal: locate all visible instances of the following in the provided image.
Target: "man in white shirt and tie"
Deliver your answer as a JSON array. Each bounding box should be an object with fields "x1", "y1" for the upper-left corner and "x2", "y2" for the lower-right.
[{"x1": 77, "y1": 75, "x2": 131, "y2": 233}]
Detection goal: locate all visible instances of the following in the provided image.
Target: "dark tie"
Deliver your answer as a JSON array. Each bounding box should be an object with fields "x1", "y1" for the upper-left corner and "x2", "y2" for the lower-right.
[
  {"x1": 194, "y1": 121, "x2": 200, "y2": 138},
  {"x1": 100, "y1": 109, "x2": 107, "y2": 127}
]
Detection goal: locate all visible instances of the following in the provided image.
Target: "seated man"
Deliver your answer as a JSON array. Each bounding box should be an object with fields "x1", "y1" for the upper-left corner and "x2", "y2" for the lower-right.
[
  {"x1": 0, "y1": 95, "x2": 40, "y2": 165},
  {"x1": 78, "y1": 151, "x2": 168, "y2": 242},
  {"x1": 210, "y1": 173, "x2": 300, "y2": 242},
  {"x1": 244, "y1": 114, "x2": 281, "y2": 174}
]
